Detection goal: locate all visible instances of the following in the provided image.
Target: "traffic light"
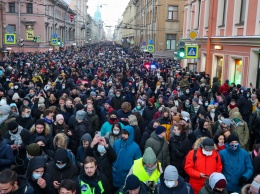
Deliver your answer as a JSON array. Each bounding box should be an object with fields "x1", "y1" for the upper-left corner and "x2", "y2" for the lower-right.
[
  {"x1": 18, "y1": 39, "x2": 24, "y2": 47},
  {"x1": 177, "y1": 41, "x2": 186, "y2": 59},
  {"x1": 33, "y1": 37, "x2": 37, "y2": 42},
  {"x1": 57, "y1": 38, "x2": 61, "y2": 46}
]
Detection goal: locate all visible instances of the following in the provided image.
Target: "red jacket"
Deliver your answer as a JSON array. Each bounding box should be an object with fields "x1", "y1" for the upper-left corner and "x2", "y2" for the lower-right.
[
  {"x1": 219, "y1": 83, "x2": 230, "y2": 94},
  {"x1": 184, "y1": 148, "x2": 222, "y2": 194}
]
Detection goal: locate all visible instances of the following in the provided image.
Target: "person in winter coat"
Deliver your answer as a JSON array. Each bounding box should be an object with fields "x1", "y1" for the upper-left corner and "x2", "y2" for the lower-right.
[
  {"x1": 17, "y1": 105, "x2": 35, "y2": 130},
  {"x1": 237, "y1": 90, "x2": 253, "y2": 123},
  {"x1": 0, "y1": 105, "x2": 17, "y2": 136},
  {"x1": 157, "y1": 107, "x2": 172, "y2": 141},
  {"x1": 154, "y1": 165, "x2": 194, "y2": 194},
  {"x1": 218, "y1": 80, "x2": 230, "y2": 95},
  {"x1": 142, "y1": 100, "x2": 157, "y2": 126},
  {"x1": 91, "y1": 135, "x2": 117, "y2": 186},
  {"x1": 116, "y1": 174, "x2": 151, "y2": 194},
  {"x1": 76, "y1": 133, "x2": 94, "y2": 169},
  {"x1": 30, "y1": 119, "x2": 53, "y2": 150},
  {"x1": 198, "y1": 172, "x2": 228, "y2": 194},
  {"x1": 213, "y1": 133, "x2": 226, "y2": 151},
  {"x1": 100, "y1": 110, "x2": 124, "y2": 136},
  {"x1": 128, "y1": 114, "x2": 141, "y2": 145},
  {"x1": 249, "y1": 102, "x2": 260, "y2": 144},
  {"x1": 26, "y1": 156, "x2": 55, "y2": 194},
  {"x1": 127, "y1": 147, "x2": 163, "y2": 191},
  {"x1": 184, "y1": 137, "x2": 223, "y2": 194},
  {"x1": 241, "y1": 174, "x2": 260, "y2": 194},
  {"x1": 190, "y1": 119, "x2": 211, "y2": 145},
  {"x1": 0, "y1": 135, "x2": 15, "y2": 171},
  {"x1": 46, "y1": 148, "x2": 79, "y2": 190},
  {"x1": 117, "y1": 102, "x2": 132, "y2": 126},
  {"x1": 75, "y1": 156, "x2": 110, "y2": 194},
  {"x1": 111, "y1": 90, "x2": 125, "y2": 110},
  {"x1": 112, "y1": 125, "x2": 142, "y2": 190},
  {"x1": 169, "y1": 124, "x2": 192, "y2": 178},
  {"x1": 219, "y1": 134, "x2": 254, "y2": 193},
  {"x1": 215, "y1": 95, "x2": 228, "y2": 117},
  {"x1": 188, "y1": 97, "x2": 205, "y2": 130},
  {"x1": 230, "y1": 111, "x2": 250, "y2": 149},
  {"x1": 86, "y1": 104, "x2": 100, "y2": 137},
  {"x1": 105, "y1": 122, "x2": 122, "y2": 147},
  {"x1": 0, "y1": 169, "x2": 34, "y2": 194},
  {"x1": 145, "y1": 126, "x2": 170, "y2": 170},
  {"x1": 211, "y1": 77, "x2": 220, "y2": 95}
]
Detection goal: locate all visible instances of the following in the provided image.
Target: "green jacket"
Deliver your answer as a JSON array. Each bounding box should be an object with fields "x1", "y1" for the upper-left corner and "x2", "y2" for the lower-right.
[{"x1": 199, "y1": 179, "x2": 229, "y2": 194}]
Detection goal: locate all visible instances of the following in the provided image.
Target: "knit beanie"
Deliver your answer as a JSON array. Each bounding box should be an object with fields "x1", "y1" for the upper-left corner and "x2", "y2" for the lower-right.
[
  {"x1": 125, "y1": 175, "x2": 140, "y2": 190},
  {"x1": 8, "y1": 121, "x2": 18, "y2": 131},
  {"x1": 75, "y1": 103, "x2": 84, "y2": 111},
  {"x1": 35, "y1": 119, "x2": 45, "y2": 127},
  {"x1": 192, "y1": 97, "x2": 199, "y2": 104},
  {"x1": 76, "y1": 110, "x2": 86, "y2": 120},
  {"x1": 143, "y1": 147, "x2": 157, "y2": 165},
  {"x1": 221, "y1": 118, "x2": 231, "y2": 127},
  {"x1": 250, "y1": 175, "x2": 260, "y2": 194},
  {"x1": 209, "y1": 173, "x2": 227, "y2": 190},
  {"x1": 215, "y1": 179, "x2": 227, "y2": 188},
  {"x1": 26, "y1": 143, "x2": 41, "y2": 156},
  {"x1": 12, "y1": 93, "x2": 20, "y2": 100},
  {"x1": 227, "y1": 134, "x2": 239, "y2": 143},
  {"x1": 109, "y1": 110, "x2": 118, "y2": 117},
  {"x1": 155, "y1": 126, "x2": 166, "y2": 135},
  {"x1": 164, "y1": 165, "x2": 178, "y2": 181},
  {"x1": 0, "y1": 105, "x2": 11, "y2": 115},
  {"x1": 35, "y1": 136, "x2": 47, "y2": 145},
  {"x1": 90, "y1": 91, "x2": 96, "y2": 97},
  {"x1": 56, "y1": 114, "x2": 64, "y2": 122},
  {"x1": 54, "y1": 148, "x2": 69, "y2": 164}
]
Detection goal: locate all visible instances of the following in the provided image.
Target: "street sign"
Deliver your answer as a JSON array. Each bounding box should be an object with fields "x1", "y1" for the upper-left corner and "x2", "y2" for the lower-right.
[
  {"x1": 51, "y1": 38, "x2": 58, "y2": 45},
  {"x1": 147, "y1": 44, "x2": 154, "y2": 52},
  {"x1": 186, "y1": 45, "x2": 199, "y2": 59},
  {"x1": 70, "y1": 14, "x2": 74, "y2": 21},
  {"x1": 4, "y1": 34, "x2": 16, "y2": 44},
  {"x1": 188, "y1": 30, "x2": 198, "y2": 41},
  {"x1": 148, "y1": 39, "x2": 154, "y2": 44},
  {"x1": 142, "y1": 41, "x2": 146, "y2": 46},
  {"x1": 36, "y1": 36, "x2": 40, "y2": 43},
  {"x1": 52, "y1": 33, "x2": 57, "y2": 38}
]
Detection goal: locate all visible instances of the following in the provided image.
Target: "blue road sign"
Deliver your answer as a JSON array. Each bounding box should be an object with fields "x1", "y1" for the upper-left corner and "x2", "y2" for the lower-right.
[
  {"x1": 52, "y1": 33, "x2": 57, "y2": 38},
  {"x1": 148, "y1": 39, "x2": 154, "y2": 44},
  {"x1": 186, "y1": 45, "x2": 199, "y2": 58},
  {"x1": 5, "y1": 34, "x2": 16, "y2": 44},
  {"x1": 142, "y1": 41, "x2": 146, "y2": 46},
  {"x1": 147, "y1": 44, "x2": 154, "y2": 52}
]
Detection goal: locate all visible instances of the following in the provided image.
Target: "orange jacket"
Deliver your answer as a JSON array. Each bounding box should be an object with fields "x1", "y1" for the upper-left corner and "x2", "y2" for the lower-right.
[{"x1": 184, "y1": 148, "x2": 222, "y2": 194}]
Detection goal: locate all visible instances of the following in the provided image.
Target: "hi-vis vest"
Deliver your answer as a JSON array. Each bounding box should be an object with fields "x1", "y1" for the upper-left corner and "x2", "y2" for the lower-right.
[
  {"x1": 132, "y1": 158, "x2": 161, "y2": 183},
  {"x1": 80, "y1": 180, "x2": 104, "y2": 194}
]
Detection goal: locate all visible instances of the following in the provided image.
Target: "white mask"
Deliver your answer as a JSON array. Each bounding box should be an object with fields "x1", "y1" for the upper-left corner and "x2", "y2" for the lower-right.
[
  {"x1": 202, "y1": 149, "x2": 213, "y2": 156},
  {"x1": 164, "y1": 180, "x2": 176, "y2": 188},
  {"x1": 113, "y1": 130, "x2": 120, "y2": 135},
  {"x1": 211, "y1": 109, "x2": 215, "y2": 113}
]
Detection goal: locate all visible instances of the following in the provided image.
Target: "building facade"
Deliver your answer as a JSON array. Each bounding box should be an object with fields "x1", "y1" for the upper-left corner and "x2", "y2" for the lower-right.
[
  {"x1": 3, "y1": 0, "x2": 76, "y2": 52},
  {"x1": 183, "y1": 0, "x2": 260, "y2": 87},
  {"x1": 117, "y1": 0, "x2": 185, "y2": 52}
]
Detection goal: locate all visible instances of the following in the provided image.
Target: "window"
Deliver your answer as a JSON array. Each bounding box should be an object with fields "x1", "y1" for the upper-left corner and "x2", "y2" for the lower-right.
[
  {"x1": 239, "y1": 0, "x2": 246, "y2": 23},
  {"x1": 9, "y1": 3, "x2": 15, "y2": 13},
  {"x1": 221, "y1": 0, "x2": 227, "y2": 26},
  {"x1": 166, "y1": 34, "x2": 176, "y2": 50},
  {"x1": 5, "y1": 25, "x2": 16, "y2": 34},
  {"x1": 168, "y1": 6, "x2": 178, "y2": 20},
  {"x1": 26, "y1": 3, "x2": 33, "y2": 14}
]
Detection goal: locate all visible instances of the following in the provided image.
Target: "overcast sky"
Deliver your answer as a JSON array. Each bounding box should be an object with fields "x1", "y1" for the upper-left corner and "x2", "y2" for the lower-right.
[{"x1": 64, "y1": 0, "x2": 129, "y2": 29}]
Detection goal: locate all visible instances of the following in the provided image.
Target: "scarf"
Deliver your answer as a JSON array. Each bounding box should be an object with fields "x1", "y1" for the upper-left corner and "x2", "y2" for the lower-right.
[
  {"x1": 108, "y1": 118, "x2": 119, "y2": 125},
  {"x1": 9, "y1": 126, "x2": 23, "y2": 145},
  {"x1": 229, "y1": 103, "x2": 237, "y2": 109},
  {"x1": 44, "y1": 117, "x2": 52, "y2": 124},
  {"x1": 80, "y1": 172, "x2": 102, "y2": 194},
  {"x1": 145, "y1": 163, "x2": 157, "y2": 176}
]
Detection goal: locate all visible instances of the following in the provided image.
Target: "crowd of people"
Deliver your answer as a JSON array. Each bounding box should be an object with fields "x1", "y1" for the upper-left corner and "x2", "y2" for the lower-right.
[{"x1": 0, "y1": 42, "x2": 259, "y2": 194}]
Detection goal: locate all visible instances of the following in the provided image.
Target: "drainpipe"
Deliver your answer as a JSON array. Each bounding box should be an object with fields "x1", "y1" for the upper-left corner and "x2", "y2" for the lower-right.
[
  {"x1": 206, "y1": 0, "x2": 214, "y2": 75},
  {"x1": 18, "y1": 0, "x2": 21, "y2": 52}
]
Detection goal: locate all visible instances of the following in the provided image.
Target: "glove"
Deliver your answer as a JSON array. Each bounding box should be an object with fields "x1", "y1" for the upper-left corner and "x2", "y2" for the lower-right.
[{"x1": 238, "y1": 176, "x2": 247, "y2": 186}]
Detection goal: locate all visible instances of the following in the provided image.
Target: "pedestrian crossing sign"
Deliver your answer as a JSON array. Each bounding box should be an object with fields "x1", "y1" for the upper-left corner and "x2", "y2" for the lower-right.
[
  {"x1": 186, "y1": 45, "x2": 199, "y2": 59},
  {"x1": 4, "y1": 34, "x2": 16, "y2": 44},
  {"x1": 147, "y1": 44, "x2": 154, "y2": 52},
  {"x1": 51, "y1": 38, "x2": 58, "y2": 45}
]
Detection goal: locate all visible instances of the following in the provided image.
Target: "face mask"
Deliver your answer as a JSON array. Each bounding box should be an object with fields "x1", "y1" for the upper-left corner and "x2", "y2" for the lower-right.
[
  {"x1": 110, "y1": 117, "x2": 116, "y2": 121},
  {"x1": 137, "y1": 105, "x2": 141, "y2": 110},
  {"x1": 97, "y1": 145, "x2": 106, "y2": 153},
  {"x1": 113, "y1": 130, "x2": 120, "y2": 135},
  {"x1": 211, "y1": 109, "x2": 215, "y2": 113},
  {"x1": 62, "y1": 86, "x2": 65, "y2": 89},
  {"x1": 132, "y1": 91, "x2": 135, "y2": 93},
  {"x1": 25, "y1": 113, "x2": 30, "y2": 118},
  {"x1": 186, "y1": 90, "x2": 190, "y2": 94},
  {"x1": 56, "y1": 163, "x2": 66, "y2": 169},
  {"x1": 185, "y1": 102, "x2": 190, "y2": 106},
  {"x1": 11, "y1": 86, "x2": 14, "y2": 89},
  {"x1": 32, "y1": 173, "x2": 42, "y2": 180},
  {"x1": 230, "y1": 143, "x2": 239, "y2": 150},
  {"x1": 116, "y1": 94, "x2": 120, "y2": 97},
  {"x1": 164, "y1": 180, "x2": 176, "y2": 188},
  {"x1": 87, "y1": 111, "x2": 92, "y2": 114},
  {"x1": 14, "y1": 86, "x2": 18, "y2": 89},
  {"x1": 177, "y1": 87, "x2": 180, "y2": 91},
  {"x1": 202, "y1": 149, "x2": 213, "y2": 156},
  {"x1": 205, "y1": 103, "x2": 209, "y2": 107}
]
